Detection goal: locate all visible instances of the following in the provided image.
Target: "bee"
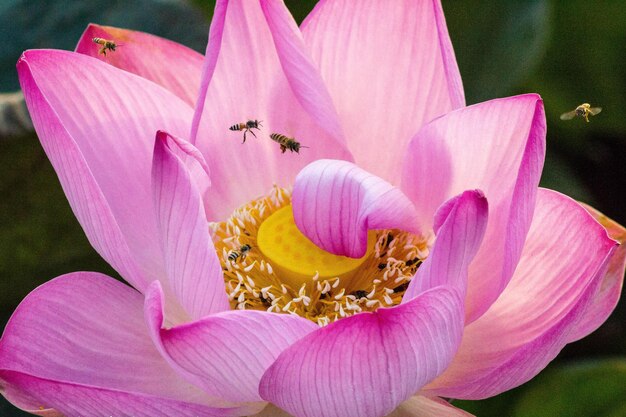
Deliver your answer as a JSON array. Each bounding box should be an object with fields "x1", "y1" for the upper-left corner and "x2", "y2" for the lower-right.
[
  {"x1": 560, "y1": 103, "x2": 602, "y2": 122},
  {"x1": 228, "y1": 244, "x2": 251, "y2": 262},
  {"x1": 92, "y1": 37, "x2": 118, "y2": 56},
  {"x1": 351, "y1": 290, "x2": 369, "y2": 299},
  {"x1": 269, "y1": 133, "x2": 309, "y2": 154},
  {"x1": 229, "y1": 120, "x2": 262, "y2": 143}
]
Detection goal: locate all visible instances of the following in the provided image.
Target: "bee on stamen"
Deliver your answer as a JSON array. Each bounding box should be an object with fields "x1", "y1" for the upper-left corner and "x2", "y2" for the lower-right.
[
  {"x1": 350, "y1": 290, "x2": 369, "y2": 299},
  {"x1": 560, "y1": 103, "x2": 602, "y2": 123},
  {"x1": 405, "y1": 258, "x2": 420, "y2": 267},
  {"x1": 269, "y1": 133, "x2": 309, "y2": 154},
  {"x1": 92, "y1": 37, "x2": 118, "y2": 56},
  {"x1": 228, "y1": 244, "x2": 252, "y2": 262},
  {"x1": 229, "y1": 120, "x2": 262, "y2": 143}
]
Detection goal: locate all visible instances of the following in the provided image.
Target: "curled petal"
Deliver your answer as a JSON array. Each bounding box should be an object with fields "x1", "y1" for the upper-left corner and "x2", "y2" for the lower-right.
[
  {"x1": 191, "y1": 0, "x2": 352, "y2": 220},
  {"x1": 402, "y1": 94, "x2": 546, "y2": 322},
  {"x1": 301, "y1": 0, "x2": 465, "y2": 183},
  {"x1": 152, "y1": 131, "x2": 230, "y2": 320},
  {"x1": 404, "y1": 190, "x2": 488, "y2": 300},
  {"x1": 17, "y1": 50, "x2": 194, "y2": 292},
  {"x1": 425, "y1": 189, "x2": 617, "y2": 399},
  {"x1": 144, "y1": 281, "x2": 317, "y2": 403},
  {"x1": 292, "y1": 159, "x2": 420, "y2": 258},
  {"x1": 75, "y1": 24, "x2": 204, "y2": 106},
  {"x1": 259, "y1": 286, "x2": 464, "y2": 417},
  {"x1": 0, "y1": 273, "x2": 245, "y2": 416}
]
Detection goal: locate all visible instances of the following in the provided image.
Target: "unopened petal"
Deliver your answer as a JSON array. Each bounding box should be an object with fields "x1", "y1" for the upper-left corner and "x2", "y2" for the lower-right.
[{"x1": 292, "y1": 159, "x2": 420, "y2": 258}]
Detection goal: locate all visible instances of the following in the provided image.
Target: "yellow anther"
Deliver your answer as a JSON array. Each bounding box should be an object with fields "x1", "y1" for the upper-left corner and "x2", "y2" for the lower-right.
[{"x1": 257, "y1": 205, "x2": 374, "y2": 288}]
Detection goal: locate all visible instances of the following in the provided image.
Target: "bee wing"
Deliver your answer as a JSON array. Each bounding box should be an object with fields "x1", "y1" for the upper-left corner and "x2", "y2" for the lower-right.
[
  {"x1": 560, "y1": 110, "x2": 577, "y2": 120},
  {"x1": 588, "y1": 107, "x2": 602, "y2": 116}
]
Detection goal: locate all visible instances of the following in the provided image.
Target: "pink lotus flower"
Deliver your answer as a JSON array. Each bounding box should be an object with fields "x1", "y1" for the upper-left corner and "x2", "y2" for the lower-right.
[{"x1": 2, "y1": 1, "x2": 625, "y2": 416}]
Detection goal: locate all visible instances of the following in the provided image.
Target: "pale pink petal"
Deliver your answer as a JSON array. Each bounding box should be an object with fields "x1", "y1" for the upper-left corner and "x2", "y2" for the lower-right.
[
  {"x1": 250, "y1": 404, "x2": 294, "y2": 417},
  {"x1": 0, "y1": 273, "x2": 247, "y2": 416},
  {"x1": 75, "y1": 24, "x2": 204, "y2": 106},
  {"x1": 191, "y1": 0, "x2": 352, "y2": 221},
  {"x1": 152, "y1": 131, "x2": 230, "y2": 320},
  {"x1": 301, "y1": 0, "x2": 464, "y2": 183},
  {"x1": 144, "y1": 281, "x2": 317, "y2": 403},
  {"x1": 570, "y1": 203, "x2": 626, "y2": 339},
  {"x1": 18, "y1": 50, "x2": 194, "y2": 292},
  {"x1": 292, "y1": 159, "x2": 420, "y2": 258},
  {"x1": 259, "y1": 286, "x2": 464, "y2": 417},
  {"x1": 386, "y1": 396, "x2": 474, "y2": 417},
  {"x1": 425, "y1": 189, "x2": 617, "y2": 399},
  {"x1": 404, "y1": 190, "x2": 488, "y2": 300},
  {"x1": 402, "y1": 94, "x2": 546, "y2": 322}
]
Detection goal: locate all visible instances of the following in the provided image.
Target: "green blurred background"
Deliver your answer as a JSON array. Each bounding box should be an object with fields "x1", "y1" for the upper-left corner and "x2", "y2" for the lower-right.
[{"x1": 1, "y1": 0, "x2": 625, "y2": 415}]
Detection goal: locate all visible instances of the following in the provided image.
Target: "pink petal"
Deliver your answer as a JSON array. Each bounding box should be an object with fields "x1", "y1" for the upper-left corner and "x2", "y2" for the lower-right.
[
  {"x1": 259, "y1": 286, "x2": 464, "y2": 417},
  {"x1": 144, "y1": 281, "x2": 318, "y2": 403},
  {"x1": 424, "y1": 189, "x2": 617, "y2": 399},
  {"x1": 191, "y1": 0, "x2": 352, "y2": 221},
  {"x1": 292, "y1": 159, "x2": 420, "y2": 258},
  {"x1": 152, "y1": 131, "x2": 230, "y2": 320},
  {"x1": 0, "y1": 272, "x2": 247, "y2": 416},
  {"x1": 386, "y1": 396, "x2": 474, "y2": 417},
  {"x1": 18, "y1": 50, "x2": 194, "y2": 292},
  {"x1": 75, "y1": 24, "x2": 204, "y2": 106},
  {"x1": 301, "y1": 0, "x2": 464, "y2": 183},
  {"x1": 404, "y1": 190, "x2": 488, "y2": 300},
  {"x1": 570, "y1": 203, "x2": 626, "y2": 340},
  {"x1": 402, "y1": 94, "x2": 546, "y2": 322}
]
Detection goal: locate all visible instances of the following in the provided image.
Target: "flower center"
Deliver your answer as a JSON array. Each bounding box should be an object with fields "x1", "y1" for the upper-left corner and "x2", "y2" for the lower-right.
[
  {"x1": 256, "y1": 205, "x2": 375, "y2": 289},
  {"x1": 210, "y1": 186, "x2": 432, "y2": 326}
]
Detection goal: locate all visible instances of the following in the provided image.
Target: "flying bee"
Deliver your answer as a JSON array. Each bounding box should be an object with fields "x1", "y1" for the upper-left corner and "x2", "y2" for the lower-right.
[
  {"x1": 229, "y1": 120, "x2": 262, "y2": 143},
  {"x1": 269, "y1": 133, "x2": 309, "y2": 154},
  {"x1": 92, "y1": 37, "x2": 118, "y2": 56},
  {"x1": 560, "y1": 103, "x2": 602, "y2": 122},
  {"x1": 228, "y1": 244, "x2": 251, "y2": 262}
]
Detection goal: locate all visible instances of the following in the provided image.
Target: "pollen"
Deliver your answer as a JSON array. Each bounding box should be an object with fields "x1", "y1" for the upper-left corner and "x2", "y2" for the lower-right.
[{"x1": 210, "y1": 186, "x2": 432, "y2": 326}]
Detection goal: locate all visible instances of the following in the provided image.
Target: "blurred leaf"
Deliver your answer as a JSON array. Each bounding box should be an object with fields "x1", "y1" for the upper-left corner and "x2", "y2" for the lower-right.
[
  {"x1": 512, "y1": 359, "x2": 626, "y2": 417},
  {"x1": 443, "y1": 0, "x2": 550, "y2": 104},
  {"x1": 0, "y1": 0, "x2": 209, "y2": 92},
  {"x1": 521, "y1": 0, "x2": 626, "y2": 227},
  {"x1": 540, "y1": 151, "x2": 594, "y2": 204},
  {"x1": 0, "y1": 91, "x2": 32, "y2": 139},
  {"x1": 455, "y1": 391, "x2": 519, "y2": 417},
  {"x1": 0, "y1": 134, "x2": 117, "y2": 321},
  {"x1": 524, "y1": 0, "x2": 626, "y2": 139},
  {"x1": 0, "y1": 399, "x2": 30, "y2": 417}
]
